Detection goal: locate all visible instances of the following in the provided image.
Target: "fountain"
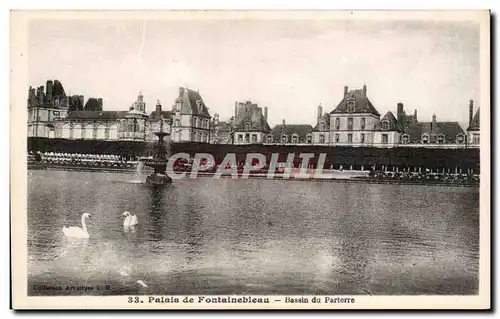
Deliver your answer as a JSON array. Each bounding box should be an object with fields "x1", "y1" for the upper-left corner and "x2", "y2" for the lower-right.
[{"x1": 142, "y1": 116, "x2": 172, "y2": 185}]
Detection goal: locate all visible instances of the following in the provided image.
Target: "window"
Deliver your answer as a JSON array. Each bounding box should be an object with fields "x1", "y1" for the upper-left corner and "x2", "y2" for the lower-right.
[
  {"x1": 193, "y1": 132, "x2": 198, "y2": 142},
  {"x1": 361, "y1": 118, "x2": 366, "y2": 130},
  {"x1": 437, "y1": 134, "x2": 445, "y2": 144},
  {"x1": 335, "y1": 133, "x2": 339, "y2": 143},
  {"x1": 267, "y1": 135, "x2": 273, "y2": 143},
  {"x1": 53, "y1": 111, "x2": 60, "y2": 117},
  {"x1": 175, "y1": 119, "x2": 180, "y2": 127},
  {"x1": 245, "y1": 122, "x2": 251, "y2": 131},
  {"x1": 348, "y1": 134, "x2": 353, "y2": 143},
  {"x1": 361, "y1": 133, "x2": 365, "y2": 143},
  {"x1": 292, "y1": 134, "x2": 299, "y2": 143},
  {"x1": 422, "y1": 134, "x2": 429, "y2": 144},
  {"x1": 335, "y1": 118, "x2": 340, "y2": 130},
  {"x1": 319, "y1": 122, "x2": 325, "y2": 131},
  {"x1": 306, "y1": 134, "x2": 312, "y2": 143},
  {"x1": 347, "y1": 118, "x2": 353, "y2": 130},
  {"x1": 382, "y1": 134, "x2": 388, "y2": 144},
  {"x1": 347, "y1": 100, "x2": 355, "y2": 113},
  {"x1": 281, "y1": 134, "x2": 287, "y2": 143},
  {"x1": 319, "y1": 134, "x2": 325, "y2": 143},
  {"x1": 245, "y1": 133, "x2": 250, "y2": 143},
  {"x1": 175, "y1": 102, "x2": 181, "y2": 111},
  {"x1": 238, "y1": 134, "x2": 243, "y2": 142},
  {"x1": 473, "y1": 134, "x2": 480, "y2": 144},
  {"x1": 401, "y1": 134, "x2": 409, "y2": 144},
  {"x1": 457, "y1": 134, "x2": 464, "y2": 144},
  {"x1": 251, "y1": 134, "x2": 257, "y2": 143},
  {"x1": 381, "y1": 120, "x2": 389, "y2": 130}
]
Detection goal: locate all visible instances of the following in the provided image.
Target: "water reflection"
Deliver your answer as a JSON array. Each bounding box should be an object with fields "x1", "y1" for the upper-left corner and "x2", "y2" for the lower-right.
[{"x1": 27, "y1": 171, "x2": 480, "y2": 295}]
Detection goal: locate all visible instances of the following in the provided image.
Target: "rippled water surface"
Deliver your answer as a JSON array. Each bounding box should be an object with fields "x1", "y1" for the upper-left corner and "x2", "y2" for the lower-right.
[{"x1": 27, "y1": 170, "x2": 479, "y2": 295}]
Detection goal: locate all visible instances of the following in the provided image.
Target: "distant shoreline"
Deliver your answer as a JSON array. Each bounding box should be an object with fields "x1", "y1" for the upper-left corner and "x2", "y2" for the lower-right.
[{"x1": 28, "y1": 163, "x2": 479, "y2": 188}]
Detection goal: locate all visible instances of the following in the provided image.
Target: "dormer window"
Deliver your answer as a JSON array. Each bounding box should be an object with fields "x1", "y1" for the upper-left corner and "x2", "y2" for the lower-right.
[
  {"x1": 437, "y1": 134, "x2": 445, "y2": 144},
  {"x1": 401, "y1": 134, "x2": 409, "y2": 144},
  {"x1": 457, "y1": 134, "x2": 465, "y2": 144},
  {"x1": 291, "y1": 134, "x2": 299, "y2": 144},
  {"x1": 381, "y1": 120, "x2": 389, "y2": 131},
  {"x1": 267, "y1": 135, "x2": 273, "y2": 143},
  {"x1": 347, "y1": 99, "x2": 355, "y2": 113},
  {"x1": 306, "y1": 134, "x2": 312, "y2": 143},
  {"x1": 281, "y1": 134, "x2": 288, "y2": 143},
  {"x1": 421, "y1": 133, "x2": 429, "y2": 144},
  {"x1": 319, "y1": 122, "x2": 325, "y2": 131},
  {"x1": 245, "y1": 122, "x2": 251, "y2": 131}
]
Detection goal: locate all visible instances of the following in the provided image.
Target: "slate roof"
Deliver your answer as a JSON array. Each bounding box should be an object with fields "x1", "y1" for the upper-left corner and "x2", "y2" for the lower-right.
[
  {"x1": 330, "y1": 89, "x2": 380, "y2": 116},
  {"x1": 234, "y1": 103, "x2": 271, "y2": 132},
  {"x1": 177, "y1": 87, "x2": 211, "y2": 117},
  {"x1": 271, "y1": 124, "x2": 313, "y2": 142},
  {"x1": 467, "y1": 108, "x2": 480, "y2": 131},
  {"x1": 63, "y1": 111, "x2": 128, "y2": 120},
  {"x1": 375, "y1": 111, "x2": 402, "y2": 132},
  {"x1": 313, "y1": 113, "x2": 331, "y2": 132},
  {"x1": 404, "y1": 121, "x2": 465, "y2": 143},
  {"x1": 149, "y1": 110, "x2": 174, "y2": 121}
]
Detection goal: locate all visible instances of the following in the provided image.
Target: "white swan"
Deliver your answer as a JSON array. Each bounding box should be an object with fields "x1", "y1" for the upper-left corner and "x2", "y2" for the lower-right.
[
  {"x1": 122, "y1": 211, "x2": 138, "y2": 227},
  {"x1": 63, "y1": 213, "x2": 91, "y2": 238}
]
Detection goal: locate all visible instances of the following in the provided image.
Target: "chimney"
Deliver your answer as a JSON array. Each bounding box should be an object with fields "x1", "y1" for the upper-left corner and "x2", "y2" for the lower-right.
[
  {"x1": 214, "y1": 113, "x2": 219, "y2": 125},
  {"x1": 432, "y1": 113, "x2": 436, "y2": 123},
  {"x1": 397, "y1": 102, "x2": 404, "y2": 123},
  {"x1": 363, "y1": 84, "x2": 367, "y2": 96},
  {"x1": 264, "y1": 106, "x2": 268, "y2": 122},
  {"x1": 344, "y1": 86, "x2": 348, "y2": 97},
  {"x1": 155, "y1": 99, "x2": 162, "y2": 118},
  {"x1": 234, "y1": 101, "x2": 238, "y2": 122},
  {"x1": 317, "y1": 104, "x2": 323, "y2": 121},
  {"x1": 469, "y1": 100, "x2": 474, "y2": 126},
  {"x1": 282, "y1": 119, "x2": 285, "y2": 126},
  {"x1": 46, "y1": 80, "x2": 53, "y2": 100},
  {"x1": 414, "y1": 109, "x2": 417, "y2": 122},
  {"x1": 97, "y1": 98, "x2": 103, "y2": 110},
  {"x1": 179, "y1": 87, "x2": 185, "y2": 97}
]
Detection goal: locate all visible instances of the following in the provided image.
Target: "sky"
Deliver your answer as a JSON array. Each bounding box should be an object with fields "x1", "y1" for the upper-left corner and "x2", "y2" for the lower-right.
[{"x1": 28, "y1": 17, "x2": 480, "y2": 129}]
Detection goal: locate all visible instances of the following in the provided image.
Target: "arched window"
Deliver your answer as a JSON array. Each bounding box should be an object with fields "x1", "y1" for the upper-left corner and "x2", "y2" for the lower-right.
[
  {"x1": 73, "y1": 124, "x2": 82, "y2": 139},
  {"x1": 291, "y1": 134, "x2": 299, "y2": 143},
  {"x1": 381, "y1": 120, "x2": 389, "y2": 131},
  {"x1": 84, "y1": 124, "x2": 94, "y2": 139},
  {"x1": 96, "y1": 125, "x2": 106, "y2": 140},
  {"x1": 306, "y1": 134, "x2": 312, "y2": 143},
  {"x1": 108, "y1": 125, "x2": 118, "y2": 140},
  {"x1": 281, "y1": 134, "x2": 287, "y2": 143},
  {"x1": 267, "y1": 135, "x2": 273, "y2": 143},
  {"x1": 401, "y1": 134, "x2": 409, "y2": 144},
  {"x1": 62, "y1": 124, "x2": 70, "y2": 139},
  {"x1": 457, "y1": 134, "x2": 465, "y2": 144}
]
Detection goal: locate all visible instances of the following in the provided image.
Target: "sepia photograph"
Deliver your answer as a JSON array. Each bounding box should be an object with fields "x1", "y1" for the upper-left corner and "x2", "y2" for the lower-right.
[{"x1": 10, "y1": 9, "x2": 490, "y2": 310}]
